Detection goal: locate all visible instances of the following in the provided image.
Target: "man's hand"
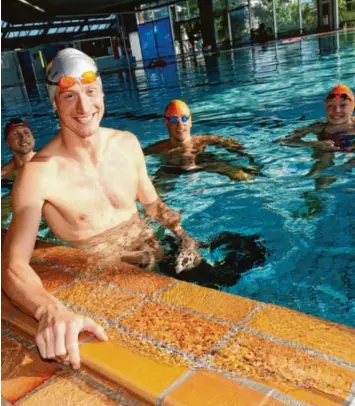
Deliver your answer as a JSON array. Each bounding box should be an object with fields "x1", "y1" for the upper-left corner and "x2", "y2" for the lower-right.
[
  {"x1": 35, "y1": 304, "x2": 108, "y2": 369},
  {"x1": 223, "y1": 137, "x2": 243, "y2": 150},
  {"x1": 175, "y1": 234, "x2": 202, "y2": 274},
  {"x1": 144, "y1": 199, "x2": 181, "y2": 231}
]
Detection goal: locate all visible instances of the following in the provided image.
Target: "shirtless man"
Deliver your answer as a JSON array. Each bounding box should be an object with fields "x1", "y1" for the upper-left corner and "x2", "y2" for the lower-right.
[
  {"x1": 144, "y1": 100, "x2": 258, "y2": 183},
  {"x1": 1, "y1": 118, "x2": 36, "y2": 178},
  {"x1": 2, "y1": 118, "x2": 36, "y2": 223},
  {"x1": 2, "y1": 48, "x2": 201, "y2": 370}
]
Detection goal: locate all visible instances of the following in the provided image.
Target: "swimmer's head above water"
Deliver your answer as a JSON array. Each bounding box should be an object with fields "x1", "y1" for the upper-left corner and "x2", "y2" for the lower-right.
[
  {"x1": 325, "y1": 83, "x2": 354, "y2": 125},
  {"x1": 4, "y1": 117, "x2": 35, "y2": 155},
  {"x1": 45, "y1": 48, "x2": 102, "y2": 103},
  {"x1": 164, "y1": 100, "x2": 192, "y2": 145}
]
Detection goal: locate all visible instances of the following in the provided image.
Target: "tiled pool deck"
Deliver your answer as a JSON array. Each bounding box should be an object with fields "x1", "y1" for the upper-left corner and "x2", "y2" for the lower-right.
[{"x1": 2, "y1": 232, "x2": 355, "y2": 406}]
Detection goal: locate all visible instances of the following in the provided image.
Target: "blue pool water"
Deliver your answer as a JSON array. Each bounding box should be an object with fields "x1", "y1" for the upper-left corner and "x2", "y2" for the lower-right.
[{"x1": 2, "y1": 32, "x2": 355, "y2": 327}]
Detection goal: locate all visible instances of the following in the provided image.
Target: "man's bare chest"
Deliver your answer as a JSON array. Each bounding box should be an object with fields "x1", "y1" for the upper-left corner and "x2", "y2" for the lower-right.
[{"x1": 45, "y1": 156, "x2": 138, "y2": 212}]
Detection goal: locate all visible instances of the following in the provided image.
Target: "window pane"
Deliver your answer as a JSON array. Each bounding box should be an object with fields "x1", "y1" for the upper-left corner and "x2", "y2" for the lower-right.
[
  {"x1": 230, "y1": 6, "x2": 251, "y2": 43},
  {"x1": 213, "y1": 0, "x2": 227, "y2": 11},
  {"x1": 176, "y1": 0, "x2": 199, "y2": 21},
  {"x1": 275, "y1": 0, "x2": 300, "y2": 36},
  {"x1": 250, "y1": 0, "x2": 274, "y2": 31},
  {"x1": 154, "y1": 6, "x2": 169, "y2": 19},
  {"x1": 301, "y1": 0, "x2": 317, "y2": 33},
  {"x1": 215, "y1": 13, "x2": 229, "y2": 44},
  {"x1": 339, "y1": 0, "x2": 355, "y2": 25},
  {"x1": 229, "y1": 0, "x2": 249, "y2": 9}
]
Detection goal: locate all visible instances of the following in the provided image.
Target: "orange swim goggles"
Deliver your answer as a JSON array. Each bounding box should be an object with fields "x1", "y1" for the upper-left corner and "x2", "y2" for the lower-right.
[
  {"x1": 46, "y1": 70, "x2": 100, "y2": 90},
  {"x1": 326, "y1": 93, "x2": 352, "y2": 102}
]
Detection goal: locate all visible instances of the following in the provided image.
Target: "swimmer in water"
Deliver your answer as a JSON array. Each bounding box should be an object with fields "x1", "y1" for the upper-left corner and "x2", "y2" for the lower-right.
[
  {"x1": 1, "y1": 118, "x2": 36, "y2": 224},
  {"x1": 1, "y1": 118, "x2": 36, "y2": 178},
  {"x1": 143, "y1": 100, "x2": 260, "y2": 186},
  {"x1": 2, "y1": 48, "x2": 202, "y2": 370},
  {"x1": 275, "y1": 83, "x2": 355, "y2": 151},
  {"x1": 275, "y1": 83, "x2": 355, "y2": 213}
]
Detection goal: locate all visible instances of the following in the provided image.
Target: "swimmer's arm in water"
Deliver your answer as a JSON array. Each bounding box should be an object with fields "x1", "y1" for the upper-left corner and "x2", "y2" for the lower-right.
[
  {"x1": 196, "y1": 135, "x2": 244, "y2": 152},
  {"x1": 1, "y1": 160, "x2": 15, "y2": 178},
  {"x1": 143, "y1": 140, "x2": 171, "y2": 155},
  {"x1": 2, "y1": 163, "x2": 108, "y2": 370},
  {"x1": 274, "y1": 122, "x2": 323, "y2": 144},
  {"x1": 274, "y1": 122, "x2": 341, "y2": 151}
]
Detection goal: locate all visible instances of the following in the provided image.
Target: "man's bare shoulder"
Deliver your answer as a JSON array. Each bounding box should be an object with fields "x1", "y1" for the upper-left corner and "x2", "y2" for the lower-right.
[
  {"x1": 193, "y1": 134, "x2": 219, "y2": 142},
  {"x1": 104, "y1": 128, "x2": 145, "y2": 158},
  {"x1": 17, "y1": 145, "x2": 58, "y2": 188},
  {"x1": 104, "y1": 128, "x2": 138, "y2": 145},
  {"x1": 1, "y1": 160, "x2": 15, "y2": 177},
  {"x1": 143, "y1": 139, "x2": 171, "y2": 154}
]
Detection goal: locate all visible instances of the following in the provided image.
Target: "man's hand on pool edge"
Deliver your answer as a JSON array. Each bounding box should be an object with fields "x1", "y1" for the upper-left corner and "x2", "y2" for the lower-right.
[{"x1": 35, "y1": 304, "x2": 108, "y2": 370}]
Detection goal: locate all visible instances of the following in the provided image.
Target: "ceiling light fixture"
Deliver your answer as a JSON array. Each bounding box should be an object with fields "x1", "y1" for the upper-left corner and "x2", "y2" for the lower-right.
[{"x1": 17, "y1": 0, "x2": 45, "y2": 13}]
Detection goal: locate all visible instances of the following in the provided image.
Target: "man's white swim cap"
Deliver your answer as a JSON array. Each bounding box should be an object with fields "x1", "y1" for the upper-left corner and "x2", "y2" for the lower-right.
[{"x1": 46, "y1": 48, "x2": 102, "y2": 102}]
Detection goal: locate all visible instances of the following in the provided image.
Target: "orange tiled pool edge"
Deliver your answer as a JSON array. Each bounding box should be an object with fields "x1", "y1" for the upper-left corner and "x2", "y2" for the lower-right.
[{"x1": 2, "y1": 233, "x2": 355, "y2": 406}]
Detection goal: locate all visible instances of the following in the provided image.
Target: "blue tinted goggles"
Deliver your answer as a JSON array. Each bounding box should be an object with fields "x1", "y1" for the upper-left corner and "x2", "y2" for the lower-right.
[{"x1": 165, "y1": 115, "x2": 190, "y2": 124}]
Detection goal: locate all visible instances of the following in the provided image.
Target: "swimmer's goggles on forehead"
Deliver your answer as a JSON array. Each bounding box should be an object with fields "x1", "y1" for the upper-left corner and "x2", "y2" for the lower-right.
[
  {"x1": 46, "y1": 70, "x2": 100, "y2": 90},
  {"x1": 326, "y1": 93, "x2": 352, "y2": 102},
  {"x1": 164, "y1": 115, "x2": 190, "y2": 124}
]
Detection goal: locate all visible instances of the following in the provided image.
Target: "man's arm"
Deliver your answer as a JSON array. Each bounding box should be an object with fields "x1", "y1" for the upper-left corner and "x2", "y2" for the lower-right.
[
  {"x1": 131, "y1": 133, "x2": 202, "y2": 271},
  {"x1": 2, "y1": 164, "x2": 107, "y2": 369},
  {"x1": 1, "y1": 160, "x2": 15, "y2": 178},
  {"x1": 134, "y1": 135, "x2": 183, "y2": 234},
  {"x1": 143, "y1": 140, "x2": 170, "y2": 155},
  {"x1": 196, "y1": 135, "x2": 244, "y2": 152}
]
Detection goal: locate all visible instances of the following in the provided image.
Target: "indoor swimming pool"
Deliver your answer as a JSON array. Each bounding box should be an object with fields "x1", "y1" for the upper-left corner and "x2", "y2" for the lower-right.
[{"x1": 2, "y1": 31, "x2": 355, "y2": 327}]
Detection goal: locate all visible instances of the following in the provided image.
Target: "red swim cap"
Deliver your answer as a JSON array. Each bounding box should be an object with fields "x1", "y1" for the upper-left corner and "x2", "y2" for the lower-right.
[
  {"x1": 326, "y1": 83, "x2": 354, "y2": 111},
  {"x1": 164, "y1": 100, "x2": 191, "y2": 118},
  {"x1": 4, "y1": 118, "x2": 29, "y2": 140}
]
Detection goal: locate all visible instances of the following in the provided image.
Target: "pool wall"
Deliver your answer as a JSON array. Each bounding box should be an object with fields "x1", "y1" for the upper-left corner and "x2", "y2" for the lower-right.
[{"x1": 2, "y1": 231, "x2": 355, "y2": 405}]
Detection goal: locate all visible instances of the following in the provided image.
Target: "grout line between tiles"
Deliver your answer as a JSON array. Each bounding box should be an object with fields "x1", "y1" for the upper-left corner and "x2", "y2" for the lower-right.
[
  {"x1": 203, "y1": 364, "x2": 312, "y2": 406},
  {"x1": 156, "y1": 369, "x2": 195, "y2": 406},
  {"x1": 3, "y1": 308, "x2": 20, "y2": 320},
  {"x1": 1, "y1": 396, "x2": 12, "y2": 406},
  {"x1": 111, "y1": 322, "x2": 201, "y2": 365},
  {"x1": 154, "y1": 298, "x2": 234, "y2": 327},
  {"x1": 113, "y1": 281, "x2": 179, "y2": 324},
  {"x1": 241, "y1": 325, "x2": 355, "y2": 371},
  {"x1": 239, "y1": 303, "x2": 265, "y2": 324},
  {"x1": 7, "y1": 329, "x2": 143, "y2": 406},
  {"x1": 258, "y1": 389, "x2": 276, "y2": 406},
  {"x1": 114, "y1": 297, "x2": 152, "y2": 323},
  {"x1": 3, "y1": 326, "x2": 36, "y2": 350},
  {"x1": 56, "y1": 300, "x2": 113, "y2": 327},
  {"x1": 343, "y1": 378, "x2": 355, "y2": 406},
  {"x1": 73, "y1": 371, "x2": 144, "y2": 406},
  {"x1": 33, "y1": 257, "x2": 177, "y2": 300},
  {"x1": 51, "y1": 278, "x2": 80, "y2": 296},
  {"x1": 15, "y1": 370, "x2": 66, "y2": 406}
]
